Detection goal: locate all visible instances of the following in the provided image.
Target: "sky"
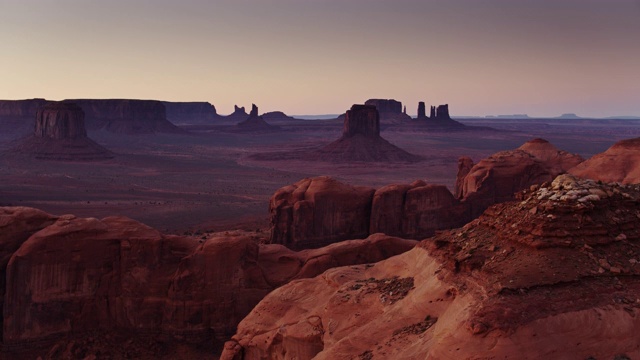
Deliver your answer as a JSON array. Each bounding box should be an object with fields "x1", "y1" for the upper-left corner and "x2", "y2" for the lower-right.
[{"x1": 1, "y1": 0, "x2": 639, "y2": 117}]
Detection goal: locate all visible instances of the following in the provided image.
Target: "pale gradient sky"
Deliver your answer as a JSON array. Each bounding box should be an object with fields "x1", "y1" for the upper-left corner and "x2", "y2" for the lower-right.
[{"x1": 1, "y1": 0, "x2": 639, "y2": 117}]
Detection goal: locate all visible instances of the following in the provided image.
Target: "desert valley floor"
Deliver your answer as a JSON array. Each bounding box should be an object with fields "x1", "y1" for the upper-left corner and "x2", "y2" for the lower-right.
[{"x1": 1, "y1": 117, "x2": 638, "y2": 235}]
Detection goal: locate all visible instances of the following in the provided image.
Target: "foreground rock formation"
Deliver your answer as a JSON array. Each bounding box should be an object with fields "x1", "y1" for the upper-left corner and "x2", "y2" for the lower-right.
[
  {"x1": 570, "y1": 137, "x2": 640, "y2": 184},
  {"x1": 236, "y1": 104, "x2": 278, "y2": 131},
  {"x1": 270, "y1": 139, "x2": 583, "y2": 249},
  {"x1": 224, "y1": 175, "x2": 640, "y2": 359},
  {"x1": 0, "y1": 207, "x2": 415, "y2": 358},
  {"x1": 457, "y1": 138, "x2": 584, "y2": 217},
  {"x1": 13, "y1": 102, "x2": 113, "y2": 161},
  {"x1": 364, "y1": 99, "x2": 410, "y2": 124},
  {"x1": 308, "y1": 104, "x2": 422, "y2": 163}
]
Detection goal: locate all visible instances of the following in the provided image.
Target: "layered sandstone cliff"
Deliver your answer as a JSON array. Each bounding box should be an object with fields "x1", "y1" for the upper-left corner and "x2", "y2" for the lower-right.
[
  {"x1": 225, "y1": 175, "x2": 640, "y2": 359},
  {"x1": 0, "y1": 207, "x2": 415, "y2": 357}
]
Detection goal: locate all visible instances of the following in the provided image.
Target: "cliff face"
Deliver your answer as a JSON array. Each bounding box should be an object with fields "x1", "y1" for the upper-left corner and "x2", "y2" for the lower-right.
[
  {"x1": 0, "y1": 207, "x2": 415, "y2": 354},
  {"x1": 0, "y1": 99, "x2": 49, "y2": 119},
  {"x1": 270, "y1": 139, "x2": 583, "y2": 250},
  {"x1": 236, "y1": 104, "x2": 278, "y2": 131},
  {"x1": 225, "y1": 175, "x2": 640, "y2": 360},
  {"x1": 342, "y1": 104, "x2": 380, "y2": 138}
]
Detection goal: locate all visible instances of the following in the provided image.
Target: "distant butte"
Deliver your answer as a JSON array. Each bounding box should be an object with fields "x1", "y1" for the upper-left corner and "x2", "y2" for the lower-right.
[
  {"x1": 235, "y1": 104, "x2": 279, "y2": 131},
  {"x1": 309, "y1": 104, "x2": 422, "y2": 163},
  {"x1": 12, "y1": 102, "x2": 113, "y2": 161}
]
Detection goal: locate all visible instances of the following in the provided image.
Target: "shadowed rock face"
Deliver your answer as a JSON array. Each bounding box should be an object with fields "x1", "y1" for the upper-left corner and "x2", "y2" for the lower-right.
[
  {"x1": 34, "y1": 102, "x2": 87, "y2": 140},
  {"x1": 430, "y1": 105, "x2": 436, "y2": 118},
  {"x1": 270, "y1": 139, "x2": 583, "y2": 250},
  {"x1": 364, "y1": 99, "x2": 402, "y2": 114},
  {"x1": 417, "y1": 102, "x2": 426, "y2": 118},
  {"x1": 436, "y1": 104, "x2": 450, "y2": 119},
  {"x1": 343, "y1": 104, "x2": 380, "y2": 137},
  {"x1": 269, "y1": 177, "x2": 469, "y2": 249},
  {"x1": 0, "y1": 99, "x2": 49, "y2": 119},
  {"x1": 364, "y1": 99, "x2": 410, "y2": 124},
  {"x1": 225, "y1": 175, "x2": 640, "y2": 359},
  {"x1": 12, "y1": 102, "x2": 113, "y2": 161},
  {"x1": 0, "y1": 207, "x2": 415, "y2": 354},
  {"x1": 236, "y1": 104, "x2": 278, "y2": 131},
  {"x1": 162, "y1": 101, "x2": 219, "y2": 124}
]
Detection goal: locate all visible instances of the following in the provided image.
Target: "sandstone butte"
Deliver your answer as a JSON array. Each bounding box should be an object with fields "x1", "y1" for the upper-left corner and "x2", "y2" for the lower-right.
[
  {"x1": 236, "y1": 104, "x2": 279, "y2": 131},
  {"x1": 270, "y1": 138, "x2": 584, "y2": 249},
  {"x1": 308, "y1": 104, "x2": 422, "y2": 163},
  {"x1": 223, "y1": 174, "x2": 640, "y2": 359},
  {"x1": 0, "y1": 207, "x2": 415, "y2": 359},
  {"x1": 13, "y1": 102, "x2": 114, "y2": 161}
]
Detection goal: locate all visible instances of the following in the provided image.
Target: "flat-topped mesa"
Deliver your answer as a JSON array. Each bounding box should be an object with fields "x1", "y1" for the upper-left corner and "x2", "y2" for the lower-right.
[
  {"x1": 363, "y1": 99, "x2": 410, "y2": 124},
  {"x1": 364, "y1": 99, "x2": 402, "y2": 114},
  {"x1": 417, "y1": 102, "x2": 426, "y2": 118},
  {"x1": 436, "y1": 104, "x2": 450, "y2": 119},
  {"x1": 34, "y1": 102, "x2": 87, "y2": 140},
  {"x1": 342, "y1": 104, "x2": 380, "y2": 138}
]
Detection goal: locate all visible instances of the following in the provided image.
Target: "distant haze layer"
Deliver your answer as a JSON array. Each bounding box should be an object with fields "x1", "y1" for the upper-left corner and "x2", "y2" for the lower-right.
[{"x1": 1, "y1": 0, "x2": 639, "y2": 117}]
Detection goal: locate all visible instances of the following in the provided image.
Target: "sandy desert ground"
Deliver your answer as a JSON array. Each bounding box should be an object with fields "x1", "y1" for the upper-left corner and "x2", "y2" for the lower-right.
[{"x1": 1, "y1": 117, "x2": 639, "y2": 234}]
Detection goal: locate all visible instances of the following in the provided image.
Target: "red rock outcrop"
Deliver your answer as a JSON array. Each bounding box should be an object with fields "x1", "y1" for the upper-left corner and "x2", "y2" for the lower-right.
[
  {"x1": 270, "y1": 177, "x2": 471, "y2": 249},
  {"x1": 569, "y1": 137, "x2": 640, "y2": 184},
  {"x1": 70, "y1": 99, "x2": 182, "y2": 134},
  {"x1": 0, "y1": 206, "x2": 416, "y2": 357},
  {"x1": 370, "y1": 180, "x2": 469, "y2": 239},
  {"x1": 236, "y1": 104, "x2": 278, "y2": 131},
  {"x1": 269, "y1": 176, "x2": 376, "y2": 249},
  {"x1": 224, "y1": 175, "x2": 640, "y2": 359},
  {"x1": 457, "y1": 138, "x2": 583, "y2": 217},
  {"x1": 13, "y1": 102, "x2": 113, "y2": 161}
]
